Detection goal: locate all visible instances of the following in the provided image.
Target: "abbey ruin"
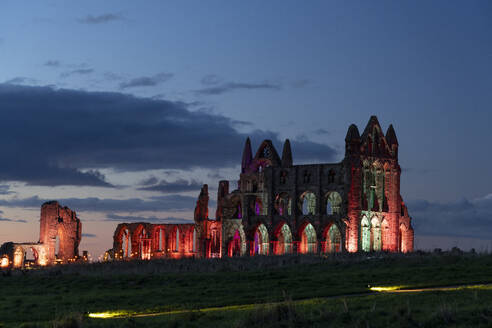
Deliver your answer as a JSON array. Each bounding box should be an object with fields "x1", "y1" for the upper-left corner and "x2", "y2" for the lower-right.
[
  {"x1": 0, "y1": 201, "x2": 82, "y2": 269},
  {"x1": 110, "y1": 116, "x2": 414, "y2": 260}
]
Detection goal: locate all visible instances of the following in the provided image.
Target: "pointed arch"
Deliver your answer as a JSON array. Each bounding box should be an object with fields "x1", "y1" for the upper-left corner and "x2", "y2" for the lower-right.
[
  {"x1": 275, "y1": 192, "x2": 291, "y2": 216},
  {"x1": 13, "y1": 246, "x2": 24, "y2": 268},
  {"x1": 381, "y1": 219, "x2": 390, "y2": 251},
  {"x1": 300, "y1": 191, "x2": 316, "y2": 215},
  {"x1": 114, "y1": 224, "x2": 132, "y2": 259},
  {"x1": 252, "y1": 223, "x2": 269, "y2": 255},
  {"x1": 399, "y1": 223, "x2": 409, "y2": 253},
  {"x1": 324, "y1": 224, "x2": 342, "y2": 253},
  {"x1": 254, "y1": 140, "x2": 281, "y2": 167},
  {"x1": 371, "y1": 216, "x2": 381, "y2": 251},
  {"x1": 299, "y1": 223, "x2": 317, "y2": 254},
  {"x1": 325, "y1": 191, "x2": 342, "y2": 215},
  {"x1": 153, "y1": 226, "x2": 165, "y2": 252},
  {"x1": 171, "y1": 226, "x2": 180, "y2": 252},
  {"x1": 137, "y1": 227, "x2": 151, "y2": 260},
  {"x1": 228, "y1": 230, "x2": 242, "y2": 257},
  {"x1": 210, "y1": 225, "x2": 221, "y2": 258},
  {"x1": 361, "y1": 216, "x2": 370, "y2": 252},
  {"x1": 274, "y1": 223, "x2": 293, "y2": 255}
]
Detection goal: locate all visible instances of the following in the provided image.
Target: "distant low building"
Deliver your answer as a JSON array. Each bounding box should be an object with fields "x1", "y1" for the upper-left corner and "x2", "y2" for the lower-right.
[{"x1": 110, "y1": 116, "x2": 414, "y2": 260}]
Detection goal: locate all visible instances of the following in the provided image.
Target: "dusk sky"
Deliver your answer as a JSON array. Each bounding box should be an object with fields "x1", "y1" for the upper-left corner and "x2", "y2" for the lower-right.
[{"x1": 0, "y1": 1, "x2": 491, "y2": 258}]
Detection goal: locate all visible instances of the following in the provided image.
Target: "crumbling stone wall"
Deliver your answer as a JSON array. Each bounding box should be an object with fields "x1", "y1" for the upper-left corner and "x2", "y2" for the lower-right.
[
  {"x1": 110, "y1": 116, "x2": 414, "y2": 260},
  {"x1": 0, "y1": 201, "x2": 82, "y2": 268},
  {"x1": 39, "y1": 201, "x2": 82, "y2": 263}
]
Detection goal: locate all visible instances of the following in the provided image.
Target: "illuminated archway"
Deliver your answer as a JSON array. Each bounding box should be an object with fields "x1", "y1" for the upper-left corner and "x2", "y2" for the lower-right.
[
  {"x1": 138, "y1": 228, "x2": 151, "y2": 260},
  {"x1": 300, "y1": 223, "x2": 317, "y2": 254},
  {"x1": 122, "y1": 228, "x2": 132, "y2": 258},
  {"x1": 24, "y1": 247, "x2": 38, "y2": 267},
  {"x1": 13, "y1": 246, "x2": 24, "y2": 268},
  {"x1": 381, "y1": 219, "x2": 389, "y2": 251},
  {"x1": 400, "y1": 224, "x2": 409, "y2": 253},
  {"x1": 361, "y1": 216, "x2": 370, "y2": 252},
  {"x1": 253, "y1": 224, "x2": 269, "y2": 255},
  {"x1": 275, "y1": 193, "x2": 291, "y2": 216},
  {"x1": 325, "y1": 224, "x2": 342, "y2": 253},
  {"x1": 0, "y1": 256, "x2": 8, "y2": 268},
  {"x1": 55, "y1": 235, "x2": 60, "y2": 260},
  {"x1": 210, "y1": 227, "x2": 221, "y2": 257},
  {"x1": 228, "y1": 230, "x2": 242, "y2": 257},
  {"x1": 300, "y1": 191, "x2": 316, "y2": 215},
  {"x1": 154, "y1": 227, "x2": 165, "y2": 252},
  {"x1": 325, "y1": 192, "x2": 342, "y2": 215},
  {"x1": 172, "y1": 227, "x2": 180, "y2": 252},
  {"x1": 274, "y1": 223, "x2": 293, "y2": 255},
  {"x1": 371, "y1": 217, "x2": 381, "y2": 251}
]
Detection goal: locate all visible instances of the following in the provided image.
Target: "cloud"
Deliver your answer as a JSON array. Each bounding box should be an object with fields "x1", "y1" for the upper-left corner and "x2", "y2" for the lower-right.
[
  {"x1": 0, "y1": 217, "x2": 27, "y2": 223},
  {"x1": 139, "y1": 176, "x2": 159, "y2": 186},
  {"x1": 0, "y1": 195, "x2": 203, "y2": 213},
  {"x1": 0, "y1": 185, "x2": 13, "y2": 195},
  {"x1": 291, "y1": 79, "x2": 310, "y2": 88},
  {"x1": 60, "y1": 69, "x2": 94, "y2": 78},
  {"x1": 194, "y1": 81, "x2": 281, "y2": 95},
  {"x1": 313, "y1": 128, "x2": 330, "y2": 136},
  {"x1": 0, "y1": 84, "x2": 336, "y2": 186},
  {"x1": 103, "y1": 72, "x2": 123, "y2": 81},
  {"x1": 44, "y1": 60, "x2": 61, "y2": 68},
  {"x1": 201, "y1": 74, "x2": 223, "y2": 85},
  {"x1": 207, "y1": 172, "x2": 223, "y2": 180},
  {"x1": 82, "y1": 233, "x2": 97, "y2": 238},
  {"x1": 4, "y1": 77, "x2": 37, "y2": 85},
  {"x1": 138, "y1": 178, "x2": 203, "y2": 193},
  {"x1": 408, "y1": 195, "x2": 492, "y2": 240},
  {"x1": 104, "y1": 214, "x2": 191, "y2": 224},
  {"x1": 119, "y1": 73, "x2": 174, "y2": 89},
  {"x1": 78, "y1": 13, "x2": 124, "y2": 24}
]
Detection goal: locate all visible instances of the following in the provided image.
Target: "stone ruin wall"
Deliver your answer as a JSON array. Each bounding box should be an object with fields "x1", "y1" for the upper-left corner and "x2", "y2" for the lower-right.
[
  {"x1": 39, "y1": 201, "x2": 82, "y2": 263},
  {"x1": 0, "y1": 201, "x2": 82, "y2": 269},
  {"x1": 109, "y1": 116, "x2": 415, "y2": 261}
]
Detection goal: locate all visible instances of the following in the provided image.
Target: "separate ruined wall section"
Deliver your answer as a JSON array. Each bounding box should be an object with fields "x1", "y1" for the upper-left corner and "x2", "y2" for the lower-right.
[
  {"x1": 1, "y1": 201, "x2": 82, "y2": 269},
  {"x1": 39, "y1": 201, "x2": 82, "y2": 263}
]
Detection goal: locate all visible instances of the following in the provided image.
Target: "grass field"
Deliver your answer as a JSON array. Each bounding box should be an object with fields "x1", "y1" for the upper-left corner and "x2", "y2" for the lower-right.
[{"x1": 1, "y1": 251, "x2": 491, "y2": 327}]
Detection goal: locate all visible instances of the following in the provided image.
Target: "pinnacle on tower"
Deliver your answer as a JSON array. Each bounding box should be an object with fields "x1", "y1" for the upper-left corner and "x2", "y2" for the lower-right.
[
  {"x1": 361, "y1": 115, "x2": 381, "y2": 141},
  {"x1": 281, "y1": 139, "x2": 293, "y2": 167},
  {"x1": 385, "y1": 124, "x2": 399, "y2": 146},
  {"x1": 345, "y1": 124, "x2": 360, "y2": 142},
  {"x1": 241, "y1": 137, "x2": 253, "y2": 173}
]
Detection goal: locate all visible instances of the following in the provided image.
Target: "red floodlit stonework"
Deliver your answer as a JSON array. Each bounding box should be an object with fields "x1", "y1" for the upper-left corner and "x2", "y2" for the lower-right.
[
  {"x1": 0, "y1": 201, "x2": 82, "y2": 269},
  {"x1": 110, "y1": 116, "x2": 414, "y2": 260}
]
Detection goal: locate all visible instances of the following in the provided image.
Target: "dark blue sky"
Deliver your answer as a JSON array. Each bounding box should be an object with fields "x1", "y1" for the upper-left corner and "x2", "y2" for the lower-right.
[{"x1": 0, "y1": 1, "x2": 491, "y2": 255}]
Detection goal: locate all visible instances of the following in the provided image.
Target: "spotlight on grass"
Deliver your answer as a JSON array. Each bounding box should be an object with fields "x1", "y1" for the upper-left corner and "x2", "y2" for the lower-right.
[
  {"x1": 369, "y1": 286, "x2": 402, "y2": 292},
  {"x1": 88, "y1": 312, "x2": 127, "y2": 319}
]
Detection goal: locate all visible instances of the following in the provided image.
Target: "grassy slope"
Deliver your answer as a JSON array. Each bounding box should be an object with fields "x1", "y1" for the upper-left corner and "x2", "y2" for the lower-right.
[
  {"x1": 99, "y1": 287, "x2": 492, "y2": 328},
  {"x1": 0, "y1": 252, "x2": 491, "y2": 327}
]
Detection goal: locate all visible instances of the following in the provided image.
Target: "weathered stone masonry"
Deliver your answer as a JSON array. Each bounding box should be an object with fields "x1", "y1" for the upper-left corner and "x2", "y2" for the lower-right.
[
  {"x1": 111, "y1": 116, "x2": 414, "y2": 260},
  {"x1": 0, "y1": 201, "x2": 82, "y2": 268}
]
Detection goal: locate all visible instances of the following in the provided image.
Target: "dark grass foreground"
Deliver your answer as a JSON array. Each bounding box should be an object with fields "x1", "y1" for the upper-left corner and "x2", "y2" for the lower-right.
[{"x1": 1, "y1": 251, "x2": 491, "y2": 327}]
